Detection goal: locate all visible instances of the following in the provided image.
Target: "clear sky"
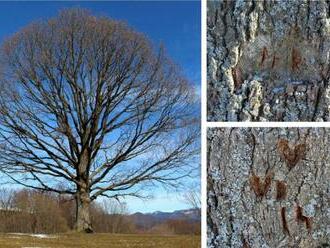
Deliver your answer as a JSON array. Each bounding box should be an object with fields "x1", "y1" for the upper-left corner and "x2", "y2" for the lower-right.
[
  {"x1": 0, "y1": 1, "x2": 201, "y2": 213},
  {"x1": 0, "y1": 1, "x2": 201, "y2": 95}
]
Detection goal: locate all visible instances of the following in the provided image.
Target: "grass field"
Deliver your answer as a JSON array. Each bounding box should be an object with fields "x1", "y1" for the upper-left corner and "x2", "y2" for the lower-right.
[{"x1": 0, "y1": 233, "x2": 200, "y2": 248}]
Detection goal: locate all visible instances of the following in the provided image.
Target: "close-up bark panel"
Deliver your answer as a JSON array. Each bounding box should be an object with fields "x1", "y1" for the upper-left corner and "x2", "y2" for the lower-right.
[
  {"x1": 208, "y1": 0, "x2": 330, "y2": 121},
  {"x1": 207, "y1": 128, "x2": 330, "y2": 247}
]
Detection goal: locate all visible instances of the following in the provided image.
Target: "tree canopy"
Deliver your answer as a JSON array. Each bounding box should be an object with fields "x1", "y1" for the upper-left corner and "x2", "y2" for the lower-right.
[{"x1": 0, "y1": 8, "x2": 199, "y2": 232}]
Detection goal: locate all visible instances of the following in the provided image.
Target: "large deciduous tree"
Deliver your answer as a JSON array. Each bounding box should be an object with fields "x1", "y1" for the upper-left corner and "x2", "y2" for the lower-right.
[{"x1": 0, "y1": 9, "x2": 199, "y2": 232}]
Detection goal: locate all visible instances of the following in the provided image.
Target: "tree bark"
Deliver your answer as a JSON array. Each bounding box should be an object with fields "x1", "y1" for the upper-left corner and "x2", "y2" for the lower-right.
[
  {"x1": 75, "y1": 188, "x2": 92, "y2": 233},
  {"x1": 208, "y1": 0, "x2": 330, "y2": 121},
  {"x1": 75, "y1": 150, "x2": 93, "y2": 233},
  {"x1": 207, "y1": 128, "x2": 330, "y2": 247}
]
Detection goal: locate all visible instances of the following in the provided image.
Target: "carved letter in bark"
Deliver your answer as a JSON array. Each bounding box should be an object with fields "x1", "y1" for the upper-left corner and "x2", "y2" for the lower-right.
[
  {"x1": 291, "y1": 47, "x2": 302, "y2": 72},
  {"x1": 280, "y1": 207, "x2": 290, "y2": 236},
  {"x1": 276, "y1": 180, "x2": 287, "y2": 200},
  {"x1": 232, "y1": 66, "x2": 243, "y2": 91},
  {"x1": 296, "y1": 205, "x2": 313, "y2": 233},
  {"x1": 259, "y1": 47, "x2": 268, "y2": 67},
  {"x1": 249, "y1": 171, "x2": 273, "y2": 198}
]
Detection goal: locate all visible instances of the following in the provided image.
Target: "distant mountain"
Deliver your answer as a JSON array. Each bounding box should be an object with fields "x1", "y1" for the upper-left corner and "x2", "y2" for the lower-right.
[{"x1": 129, "y1": 208, "x2": 200, "y2": 230}]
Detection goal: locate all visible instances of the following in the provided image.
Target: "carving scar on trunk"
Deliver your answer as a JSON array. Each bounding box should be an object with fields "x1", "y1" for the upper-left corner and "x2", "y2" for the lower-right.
[{"x1": 277, "y1": 139, "x2": 306, "y2": 170}]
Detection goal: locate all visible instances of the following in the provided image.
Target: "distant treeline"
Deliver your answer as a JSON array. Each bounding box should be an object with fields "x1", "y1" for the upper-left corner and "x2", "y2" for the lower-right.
[{"x1": 0, "y1": 188, "x2": 200, "y2": 235}]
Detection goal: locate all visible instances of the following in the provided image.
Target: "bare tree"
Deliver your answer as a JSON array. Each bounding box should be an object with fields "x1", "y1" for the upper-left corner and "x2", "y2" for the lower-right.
[
  {"x1": 0, "y1": 188, "x2": 14, "y2": 210},
  {"x1": 12, "y1": 189, "x2": 69, "y2": 233},
  {"x1": 182, "y1": 188, "x2": 201, "y2": 225},
  {"x1": 183, "y1": 190, "x2": 201, "y2": 210},
  {"x1": 92, "y1": 199, "x2": 134, "y2": 233},
  {"x1": 100, "y1": 199, "x2": 128, "y2": 216},
  {"x1": 0, "y1": 9, "x2": 199, "y2": 232}
]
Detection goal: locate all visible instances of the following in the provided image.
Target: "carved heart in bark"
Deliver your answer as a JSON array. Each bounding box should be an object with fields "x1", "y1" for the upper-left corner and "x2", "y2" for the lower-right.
[
  {"x1": 277, "y1": 139, "x2": 306, "y2": 170},
  {"x1": 249, "y1": 171, "x2": 273, "y2": 198}
]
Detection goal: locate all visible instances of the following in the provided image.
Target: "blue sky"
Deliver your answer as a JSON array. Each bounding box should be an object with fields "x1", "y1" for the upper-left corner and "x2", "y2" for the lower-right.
[
  {"x1": 0, "y1": 1, "x2": 201, "y2": 95},
  {"x1": 0, "y1": 1, "x2": 200, "y2": 213}
]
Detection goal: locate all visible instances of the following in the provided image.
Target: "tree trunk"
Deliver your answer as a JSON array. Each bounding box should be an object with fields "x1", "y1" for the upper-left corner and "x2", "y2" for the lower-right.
[
  {"x1": 75, "y1": 150, "x2": 93, "y2": 233},
  {"x1": 75, "y1": 189, "x2": 93, "y2": 233},
  {"x1": 207, "y1": 128, "x2": 330, "y2": 247},
  {"x1": 207, "y1": 0, "x2": 330, "y2": 121}
]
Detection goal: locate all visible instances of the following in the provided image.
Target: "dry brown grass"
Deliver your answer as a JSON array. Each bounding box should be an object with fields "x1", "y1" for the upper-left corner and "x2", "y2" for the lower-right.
[{"x1": 0, "y1": 233, "x2": 200, "y2": 248}]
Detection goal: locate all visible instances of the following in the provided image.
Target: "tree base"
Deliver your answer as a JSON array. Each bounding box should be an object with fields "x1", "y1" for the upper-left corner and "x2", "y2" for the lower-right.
[{"x1": 78, "y1": 227, "x2": 93, "y2": 234}]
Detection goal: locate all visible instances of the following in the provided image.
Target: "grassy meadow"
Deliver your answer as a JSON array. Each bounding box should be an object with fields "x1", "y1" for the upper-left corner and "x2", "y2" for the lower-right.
[{"x1": 0, "y1": 233, "x2": 200, "y2": 248}]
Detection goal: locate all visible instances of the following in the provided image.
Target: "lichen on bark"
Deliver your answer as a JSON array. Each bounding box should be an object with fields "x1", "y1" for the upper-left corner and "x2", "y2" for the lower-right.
[
  {"x1": 208, "y1": 0, "x2": 330, "y2": 121},
  {"x1": 207, "y1": 128, "x2": 330, "y2": 247}
]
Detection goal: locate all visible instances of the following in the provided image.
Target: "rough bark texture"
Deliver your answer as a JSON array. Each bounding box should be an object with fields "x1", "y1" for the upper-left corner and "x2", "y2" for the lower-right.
[
  {"x1": 208, "y1": 0, "x2": 330, "y2": 121},
  {"x1": 76, "y1": 190, "x2": 92, "y2": 233},
  {"x1": 207, "y1": 128, "x2": 330, "y2": 247}
]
